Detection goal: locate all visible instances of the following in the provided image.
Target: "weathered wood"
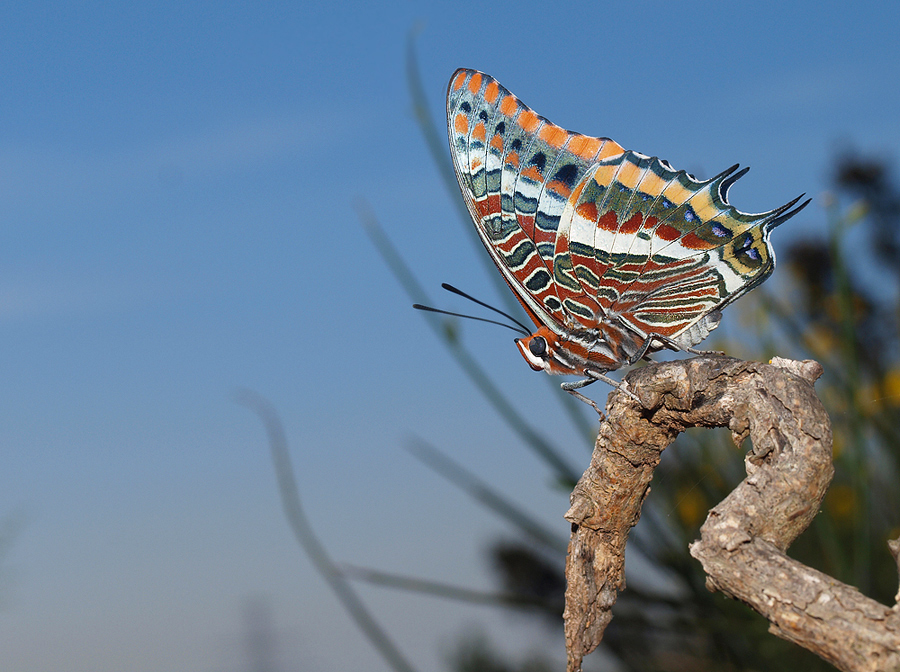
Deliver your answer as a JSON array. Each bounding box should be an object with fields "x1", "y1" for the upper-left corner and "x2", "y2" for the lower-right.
[{"x1": 564, "y1": 356, "x2": 900, "y2": 672}]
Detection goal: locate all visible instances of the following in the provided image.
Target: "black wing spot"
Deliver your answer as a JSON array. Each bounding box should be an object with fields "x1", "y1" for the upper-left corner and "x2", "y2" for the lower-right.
[
  {"x1": 495, "y1": 121, "x2": 506, "y2": 135},
  {"x1": 552, "y1": 163, "x2": 578, "y2": 188},
  {"x1": 460, "y1": 101, "x2": 471, "y2": 113},
  {"x1": 511, "y1": 138, "x2": 523, "y2": 151},
  {"x1": 525, "y1": 269, "x2": 551, "y2": 292},
  {"x1": 479, "y1": 110, "x2": 488, "y2": 121},
  {"x1": 530, "y1": 152, "x2": 547, "y2": 171}
]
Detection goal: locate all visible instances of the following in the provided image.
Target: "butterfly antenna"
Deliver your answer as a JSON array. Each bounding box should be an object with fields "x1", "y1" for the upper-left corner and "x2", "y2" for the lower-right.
[
  {"x1": 412, "y1": 304, "x2": 530, "y2": 336},
  {"x1": 440, "y1": 283, "x2": 534, "y2": 335}
]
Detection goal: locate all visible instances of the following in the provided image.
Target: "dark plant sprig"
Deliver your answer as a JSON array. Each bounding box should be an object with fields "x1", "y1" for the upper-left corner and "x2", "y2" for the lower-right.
[{"x1": 236, "y1": 390, "x2": 419, "y2": 672}]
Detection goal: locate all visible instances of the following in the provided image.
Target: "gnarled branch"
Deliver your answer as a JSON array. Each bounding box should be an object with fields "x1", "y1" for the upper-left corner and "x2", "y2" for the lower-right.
[{"x1": 564, "y1": 356, "x2": 900, "y2": 672}]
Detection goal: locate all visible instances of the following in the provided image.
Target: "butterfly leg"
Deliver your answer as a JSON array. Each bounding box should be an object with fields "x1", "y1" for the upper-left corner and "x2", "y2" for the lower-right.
[
  {"x1": 561, "y1": 370, "x2": 640, "y2": 413},
  {"x1": 628, "y1": 333, "x2": 723, "y2": 365},
  {"x1": 560, "y1": 378, "x2": 604, "y2": 414},
  {"x1": 585, "y1": 369, "x2": 642, "y2": 403},
  {"x1": 627, "y1": 334, "x2": 661, "y2": 366},
  {"x1": 685, "y1": 344, "x2": 725, "y2": 356}
]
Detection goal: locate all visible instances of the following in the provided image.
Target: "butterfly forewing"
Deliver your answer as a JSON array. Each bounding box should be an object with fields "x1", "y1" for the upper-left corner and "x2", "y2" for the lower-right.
[{"x1": 448, "y1": 69, "x2": 624, "y2": 334}]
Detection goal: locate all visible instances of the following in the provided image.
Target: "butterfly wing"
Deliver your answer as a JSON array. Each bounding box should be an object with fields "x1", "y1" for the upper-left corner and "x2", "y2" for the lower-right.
[
  {"x1": 447, "y1": 68, "x2": 623, "y2": 334},
  {"x1": 447, "y1": 68, "x2": 807, "y2": 358},
  {"x1": 556, "y1": 151, "x2": 807, "y2": 346}
]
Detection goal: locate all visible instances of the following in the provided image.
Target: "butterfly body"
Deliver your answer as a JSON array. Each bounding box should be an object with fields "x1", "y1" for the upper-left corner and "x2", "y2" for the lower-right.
[{"x1": 446, "y1": 68, "x2": 807, "y2": 404}]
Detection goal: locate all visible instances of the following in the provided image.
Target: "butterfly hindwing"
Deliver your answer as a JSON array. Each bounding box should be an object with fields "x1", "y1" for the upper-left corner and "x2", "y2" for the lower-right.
[{"x1": 561, "y1": 153, "x2": 799, "y2": 342}]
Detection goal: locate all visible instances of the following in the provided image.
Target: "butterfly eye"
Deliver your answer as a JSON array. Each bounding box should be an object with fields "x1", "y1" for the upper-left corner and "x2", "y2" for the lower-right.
[{"x1": 529, "y1": 336, "x2": 548, "y2": 358}]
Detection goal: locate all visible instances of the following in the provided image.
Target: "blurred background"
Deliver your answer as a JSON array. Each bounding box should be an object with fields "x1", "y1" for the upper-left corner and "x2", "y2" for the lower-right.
[{"x1": 1, "y1": 2, "x2": 899, "y2": 671}]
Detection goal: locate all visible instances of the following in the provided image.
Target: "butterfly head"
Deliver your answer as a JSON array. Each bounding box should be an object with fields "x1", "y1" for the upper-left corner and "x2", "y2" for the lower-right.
[{"x1": 515, "y1": 326, "x2": 582, "y2": 376}]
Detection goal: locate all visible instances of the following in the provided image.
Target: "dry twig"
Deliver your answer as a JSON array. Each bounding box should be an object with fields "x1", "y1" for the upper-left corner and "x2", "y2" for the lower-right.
[{"x1": 564, "y1": 356, "x2": 900, "y2": 672}]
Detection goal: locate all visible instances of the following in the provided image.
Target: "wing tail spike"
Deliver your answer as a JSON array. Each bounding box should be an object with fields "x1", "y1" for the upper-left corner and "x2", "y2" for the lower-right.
[
  {"x1": 764, "y1": 192, "x2": 806, "y2": 220},
  {"x1": 713, "y1": 163, "x2": 741, "y2": 181},
  {"x1": 718, "y1": 165, "x2": 751, "y2": 202},
  {"x1": 767, "y1": 194, "x2": 811, "y2": 230}
]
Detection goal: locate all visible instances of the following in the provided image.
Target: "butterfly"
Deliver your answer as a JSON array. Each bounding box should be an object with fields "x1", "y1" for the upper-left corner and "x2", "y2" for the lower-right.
[{"x1": 445, "y1": 68, "x2": 808, "y2": 411}]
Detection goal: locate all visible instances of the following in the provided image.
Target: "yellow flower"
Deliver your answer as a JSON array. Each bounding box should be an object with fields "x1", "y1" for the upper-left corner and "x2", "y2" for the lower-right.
[
  {"x1": 802, "y1": 325, "x2": 838, "y2": 357},
  {"x1": 831, "y1": 431, "x2": 843, "y2": 458},
  {"x1": 845, "y1": 199, "x2": 870, "y2": 225},
  {"x1": 675, "y1": 486, "x2": 708, "y2": 529},
  {"x1": 882, "y1": 368, "x2": 900, "y2": 407},
  {"x1": 825, "y1": 484, "x2": 857, "y2": 523}
]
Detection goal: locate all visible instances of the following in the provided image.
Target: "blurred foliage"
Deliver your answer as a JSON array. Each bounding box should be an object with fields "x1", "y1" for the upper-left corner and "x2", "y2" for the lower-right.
[
  {"x1": 446, "y1": 633, "x2": 555, "y2": 672},
  {"x1": 354, "y1": 40, "x2": 900, "y2": 672},
  {"x1": 490, "y1": 541, "x2": 566, "y2": 625}
]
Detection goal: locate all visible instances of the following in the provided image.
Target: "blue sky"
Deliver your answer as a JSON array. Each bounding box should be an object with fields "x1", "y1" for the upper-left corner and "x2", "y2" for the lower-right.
[{"x1": 0, "y1": 2, "x2": 898, "y2": 671}]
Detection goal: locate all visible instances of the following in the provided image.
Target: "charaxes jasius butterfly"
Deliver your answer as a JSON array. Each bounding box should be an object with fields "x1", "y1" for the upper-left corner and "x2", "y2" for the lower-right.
[{"x1": 445, "y1": 68, "x2": 808, "y2": 411}]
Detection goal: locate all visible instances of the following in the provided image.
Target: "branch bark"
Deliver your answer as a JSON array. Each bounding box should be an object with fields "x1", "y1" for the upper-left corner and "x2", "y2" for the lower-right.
[{"x1": 563, "y1": 356, "x2": 900, "y2": 672}]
